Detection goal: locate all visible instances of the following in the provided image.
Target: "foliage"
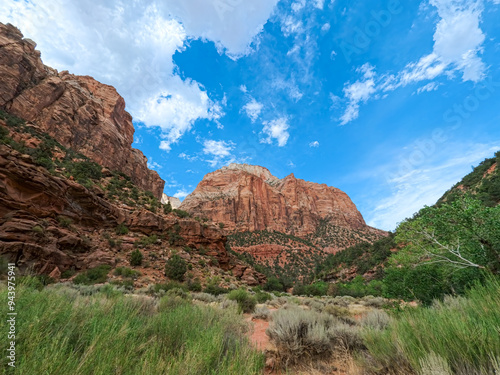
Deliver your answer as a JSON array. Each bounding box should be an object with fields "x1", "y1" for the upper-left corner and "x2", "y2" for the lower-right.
[
  {"x1": 227, "y1": 289, "x2": 257, "y2": 313},
  {"x1": 164, "y1": 254, "x2": 187, "y2": 281},
  {"x1": 115, "y1": 223, "x2": 129, "y2": 235},
  {"x1": 114, "y1": 267, "x2": 140, "y2": 279},
  {"x1": 173, "y1": 209, "x2": 190, "y2": 218},
  {"x1": 0, "y1": 283, "x2": 265, "y2": 374},
  {"x1": 203, "y1": 284, "x2": 228, "y2": 296},
  {"x1": 73, "y1": 265, "x2": 111, "y2": 285},
  {"x1": 130, "y1": 250, "x2": 143, "y2": 267},
  {"x1": 364, "y1": 277, "x2": 500, "y2": 374}
]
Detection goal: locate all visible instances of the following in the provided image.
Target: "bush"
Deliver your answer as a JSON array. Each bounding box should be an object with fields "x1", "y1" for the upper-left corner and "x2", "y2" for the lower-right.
[
  {"x1": 203, "y1": 284, "x2": 228, "y2": 296},
  {"x1": 173, "y1": 209, "x2": 190, "y2": 218},
  {"x1": 130, "y1": 250, "x2": 143, "y2": 266},
  {"x1": 252, "y1": 306, "x2": 271, "y2": 321},
  {"x1": 360, "y1": 310, "x2": 391, "y2": 330},
  {"x1": 73, "y1": 265, "x2": 111, "y2": 285},
  {"x1": 115, "y1": 223, "x2": 129, "y2": 235},
  {"x1": 323, "y1": 304, "x2": 350, "y2": 318},
  {"x1": 114, "y1": 267, "x2": 140, "y2": 279},
  {"x1": 165, "y1": 254, "x2": 187, "y2": 281},
  {"x1": 57, "y1": 216, "x2": 73, "y2": 228},
  {"x1": 254, "y1": 291, "x2": 272, "y2": 304},
  {"x1": 266, "y1": 305, "x2": 362, "y2": 366},
  {"x1": 227, "y1": 289, "x2": 257, "y2": 313}
]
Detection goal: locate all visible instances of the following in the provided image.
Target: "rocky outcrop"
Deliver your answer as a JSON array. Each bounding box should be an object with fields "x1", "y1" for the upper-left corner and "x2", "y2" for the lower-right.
[
  {"x1": 181, "y1": 163, "x2": 368, "y2": 237},
  {"x1": 161, "y1": 194, "x2": 181, "y2": 209},
  {"x1": 0, "y1": 22, "x2": 164, "y2": 198}
]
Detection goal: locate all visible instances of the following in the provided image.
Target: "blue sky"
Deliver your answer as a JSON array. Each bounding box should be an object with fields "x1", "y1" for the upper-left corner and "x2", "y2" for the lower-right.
[{"x1": 2, "y1": 0, "x2": 500, "y2": 230}]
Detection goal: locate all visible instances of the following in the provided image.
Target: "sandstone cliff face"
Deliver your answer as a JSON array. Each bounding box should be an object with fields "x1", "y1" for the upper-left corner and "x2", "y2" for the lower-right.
[
  {"x1": 0, "y1": 142, "x2": 264, "y2": 285},
  {"x1": 181, "y1": 163, "x2": 367, "y2": 237},
  {"x1": 0, "y1": 23, "x2": 164, "y2": 198}
]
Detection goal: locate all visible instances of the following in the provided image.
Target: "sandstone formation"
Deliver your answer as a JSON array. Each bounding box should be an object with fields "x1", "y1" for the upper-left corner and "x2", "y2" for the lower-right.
[
  {"x1": 0, "y1": 23, "x2": 164, "y2": 198},
  {"x1": 161, "y1": 194, "x2": 181, "y2": 209},
  {"x1": 0, "y1": 141, "x2": 264, "y2": 285},
  {"x1": 181, "y1": 163, "x2": 368, "y2": 237}
]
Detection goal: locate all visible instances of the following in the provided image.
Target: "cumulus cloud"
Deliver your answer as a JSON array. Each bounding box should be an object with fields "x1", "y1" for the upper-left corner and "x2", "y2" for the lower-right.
[
  {"x1": 260, "y1": 117, "x2": 290, "y2": 147},
  {"x1": 309, "y1": 141, "x2": 320, "y2": 147},
  {"x1": 203, "y1": 139, "x2": 236, "y2": 167},
  {"x1": 0, "y1": 0, "x2": 279, "y2": 151},
  {"x1": 242, "y1": 98, "x2": 264, "y2": 122},
  {"x1": 174, "y1": 189, "x2": 190, "y2": 200}
]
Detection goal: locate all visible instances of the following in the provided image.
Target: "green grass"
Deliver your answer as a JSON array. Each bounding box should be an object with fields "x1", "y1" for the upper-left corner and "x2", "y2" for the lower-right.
[
  {"x1": 0, "y1": 281, "x2": 264, "y2": 374},
  {"x1": 363, "y1": 277, "x2": 500, "y2": 374}
]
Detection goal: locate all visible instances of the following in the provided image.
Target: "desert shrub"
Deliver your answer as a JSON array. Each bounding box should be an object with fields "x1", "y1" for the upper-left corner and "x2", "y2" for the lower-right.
[
  {"x1": 73, "y1": 265, "x2": 111, "y2": 285},
  {"x1": 115, "y1": 223, "x2": 129, "y2": 235},
  {"x1": 254, "y1": 291, "x2": 272, "y2": 304},
  {"x1": 361, "y1": 295, "x2": 388, "y2": 308},
  {"x1": 166, "y1": 287, "x2": 189, "y2": 300},
  {"x1": 252, "y1": 306, "x2": 271, "y2": 321},
  {"x1": 173, "y1": 209, "x2": 190, "y2": 218},
  {"x1": 130, "y1": 250, "x2": 143, "y2": 266},
  {"x1": 203, "y1": 284, "x2": 228, "y2": 296},
  {"x1": 360, "y1": 310, "x2": 391, "y2": 330},
  {"x1": 57, "y1": 215, "x2": 73, "y2": 228},
  {"x1": 323, "y1": 304, "x2": 350, "y2": 318},
  {"x1": 220, "y1": 298, "x2": 239, "y2": 311},
  {"x1": 165, "y1": 254, "x2": 187, "y2": 281},
  {"x1": 186, "y1": 278, "x2": 202, "y2": 292},
  {"x1": 192, "y1": 292, "x2": 218, "y2": 304},
  {"x1": 227, "y1": 289, "x2": 257, "y2": 313},
  {"x1": 149, "y1": 281, "x2": 187, "y2": 296},
  {"x1": 136, "y1": 234, "x2": 158, "y2": 248},
  {"x1": 267, "y1": 305, "x2": 361, "y2": 366},
  {"x1": 61, "y1": 269, "x2": 76, "y2": 279},
  {"x1": 114, "y1": 267, "x2": 140, "y2": 279}
]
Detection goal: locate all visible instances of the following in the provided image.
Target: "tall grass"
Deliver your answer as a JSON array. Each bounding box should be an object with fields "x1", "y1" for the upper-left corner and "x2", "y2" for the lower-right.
[
  {"x1": 0, "y1": 281, "x2": 264, "y2": 375},
  {"x1": 363, "y1": 278, "x2": 500, "y2": 374}
]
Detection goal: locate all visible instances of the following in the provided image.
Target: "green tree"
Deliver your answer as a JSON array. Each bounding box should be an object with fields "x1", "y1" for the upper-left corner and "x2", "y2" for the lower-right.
[{"x1": 165, "y1": 254, "x2": 187, "y2": 281}]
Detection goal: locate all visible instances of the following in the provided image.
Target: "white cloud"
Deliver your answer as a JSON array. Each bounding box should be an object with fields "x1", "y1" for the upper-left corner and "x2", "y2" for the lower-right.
[
  {"x1": 291, "y1": 0, "x2": 306, "y2": 13},
  {"x1": 203, "y1": 139, "x2": 236, "y2": 167},
  {"x1": 261, "y1": 117, "x2": 290, "y2": 147},
  {"x1": 272, "y1": 78, "x2": 304, "y2": 102},
  {"x1": 309, "y1": 141, "x2": 320, "y2": 147},
  {"x1": 321, "y1": 23, "x2": 331, "y2": 32},
  {"x1": 316, "y1": 0, "x2": 326, "y2": 9},
  {"x1": 0, "y1": 0, "x2": 279, "y2": 150},
  {"x1": 242, "y1": 98, "x2": 264, "y2": 122},
  {"x1": 147, "y1": 157, "x2": 163, "y2": 170},
  {"x1": 174, "y1": 189, "x2": 190, "y2": 200},
  {"x1": 416, "y1": 82, "x2": 441, "y2": 94},
  {"x1": 340, "y1": 64, "x2": 377, "y2": 125},
  {"x1": 366, "y1": 143, "x2": 500, "y2": 230},
  {"x1": 340, "y1": 0, "x2": 491, "y2": 124}
]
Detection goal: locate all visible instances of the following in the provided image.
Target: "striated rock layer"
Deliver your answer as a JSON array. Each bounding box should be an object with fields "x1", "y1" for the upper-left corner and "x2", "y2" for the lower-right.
[
  {"x1": 0, "y1": 23, "x2": 164, "y2": 198},
  {"x1": 181, "y1": 163, "x2": 369, "y2": 237}
]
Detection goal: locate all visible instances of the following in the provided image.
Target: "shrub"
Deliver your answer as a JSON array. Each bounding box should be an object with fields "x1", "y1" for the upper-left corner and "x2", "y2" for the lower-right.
[
  {"x1": 192, "y1": 292, "x2": 218, "y2": 304},
  {"x1": 186, "y1": 278, "x2": 202, "y2": 292},
  {"x1": 115, "y1": 223, "x2": 129, "y2": 235},
  {"x1": 255, "y1": 291, "x2": 272, "y2": 304},
  {"x1": 252, "y1": 306, "x2": 271, "y2": 321},
  {"x1": 173, "y1": 209, "x2": 190, "y2": 218},
  {"x1": 360, "y1": 310, "x2": 391, "y2": 330},
  {"x1": 227, "y1": 289, "x2": 257, "y2": 313},
  {"x1": 73, "y1": 265, "x2": 111, "y2": 285},
  {"x1": 323, "y1": 304, "x2": 350, "y2": 318},
  {"x1": 32, "y1": 225, "x2": 44, "y2": 235},
  {"x1": 61, "y1": 269, "x2": 76, "y2": 279},
  {"x1": 114, "y1": 267, "x2": 140, "y2": 279},
  {"x1": 165, "y1": 254, "x2": 187, "y2": 281},
  {"x1": 130, "y1": 250, "x2": 143, "y2": 266},
  {"x1": 57, "y1": 216, "x2": 73, "y2": 228},
  {"x1": 203, "y1": 284, "x2": 228, "y2": 296}
]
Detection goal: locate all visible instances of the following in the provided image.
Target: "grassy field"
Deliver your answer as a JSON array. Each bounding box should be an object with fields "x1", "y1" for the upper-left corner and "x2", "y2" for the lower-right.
[{"x1": 0, "y1": 280, "x2": 264, "y2": 375}]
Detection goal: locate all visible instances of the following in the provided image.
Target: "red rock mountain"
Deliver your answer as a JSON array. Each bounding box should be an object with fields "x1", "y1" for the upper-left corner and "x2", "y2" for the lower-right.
[
  {"x1": 181, "y1": 163, "x2": 369, "y2": 238},
  {"x1": 0, "y1": 23, "x2": 164, "y2": 197}
]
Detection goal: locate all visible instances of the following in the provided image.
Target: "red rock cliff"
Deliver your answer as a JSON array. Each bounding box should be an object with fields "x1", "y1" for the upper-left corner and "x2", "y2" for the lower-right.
[
  {"x1": 180, "y1": 163, "x2": 368, "y2": 237},
  {"x1": 0, "y1": 23, "x2": 164, "y2": 198}
]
